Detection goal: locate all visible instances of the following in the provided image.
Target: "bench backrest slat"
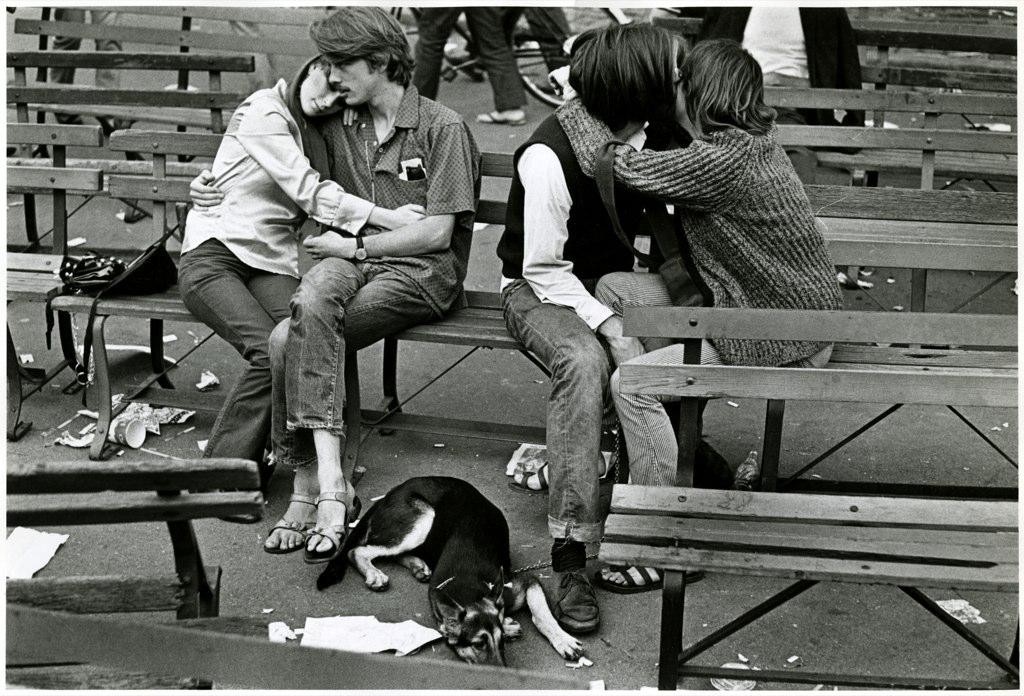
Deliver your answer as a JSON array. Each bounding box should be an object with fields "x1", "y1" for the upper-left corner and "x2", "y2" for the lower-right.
[
  {"x1": 108, "y1": 130, "x2": 222, "y2": 156},
  {"x1": 7, "y1": 253, "x2": 62, "y2": 274},
  {"x1": 107, "y1": 176, "x2": 191, "y2": 202},
  {"x1": 15, "y1": 18, "x2": 315, "y2": 58},
  {"x1": 7, "y1": 166, "x2": 104, "y2": 192},
  {"x1": 764, "y1": 87, "x2": 1017, "y2": 117},
  {"x1": 7, "y1": 123, "x2": 105, "y2": 147},
  {"x1": 776, "y1": 125, "x2": 1016, "y2": 154},
  {"x1": 622, "y1": 308, "x2": 1017, "y2": 347},
  {"x1": 6, "y1": 458, "x2": 260, "y2": 494},
  {"x1": 108, "y1": 5, "x2": 328, "y2": 26},
  {"x1": 806, "y1": 186, "x2": 1015, "y2": 224},
  {"x1": 609, "y1": 486, "x2": 1018, "y2": 531},
  {"x1": 9, "y1": 87, "x2": 244, "y2": 110},
  {"x1": 7, "y1": 50, "x2": 255, "y2": 72}
]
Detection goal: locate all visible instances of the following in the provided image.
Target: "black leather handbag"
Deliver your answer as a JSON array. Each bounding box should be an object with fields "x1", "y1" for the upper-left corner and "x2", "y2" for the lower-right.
[{"x1": 58, "y1": 229, "x2": 178, "y2": 387}]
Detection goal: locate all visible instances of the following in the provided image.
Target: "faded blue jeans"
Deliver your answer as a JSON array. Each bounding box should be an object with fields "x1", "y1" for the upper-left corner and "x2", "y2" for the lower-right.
[
  {"x1": 501, "y1": 278, "x2": 611, "y2": 544},
  {"x1": 178, "y1": 239, "x2": 299, "y2": 466},
  {"x1": 269, "y1": 257, "x2": 437, "y2": 467}
]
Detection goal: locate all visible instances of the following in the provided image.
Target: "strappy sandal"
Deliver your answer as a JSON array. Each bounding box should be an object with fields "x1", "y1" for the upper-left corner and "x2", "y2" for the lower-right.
[
  {"x1": 263, "y1": 494, "x2": 316, "y2": 555},
  {"x1": 594, "y1": 565, "x2": 704, "y2": 594},
  {"x1": 303, "y1": 491, "x2": 362, "y2": 565},
  {"x1": 509, "y1": 458, "x2": 614, "y2": 495},
  {"x1": 476, "y1": 110, "x2": 527, "y2": 126}
]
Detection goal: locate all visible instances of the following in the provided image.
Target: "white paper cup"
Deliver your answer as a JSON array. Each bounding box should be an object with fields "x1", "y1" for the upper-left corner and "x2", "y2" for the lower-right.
[{"x1": 109, "y1": 417, "x2": 146, "y2": 449}]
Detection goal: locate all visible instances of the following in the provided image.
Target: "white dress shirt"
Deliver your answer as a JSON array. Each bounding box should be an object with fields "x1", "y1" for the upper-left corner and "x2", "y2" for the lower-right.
[{"x1": 742, "y1": 7, "x2": 809, "y2": 80}]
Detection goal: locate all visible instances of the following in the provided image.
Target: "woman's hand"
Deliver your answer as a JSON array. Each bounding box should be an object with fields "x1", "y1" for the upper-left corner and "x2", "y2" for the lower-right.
[
  {"x1": 189, "y1": 170, "x2": 224, "y2": 207},
  {"x1": 303, "y1": 231, "x2": 356, "y2": 261}
]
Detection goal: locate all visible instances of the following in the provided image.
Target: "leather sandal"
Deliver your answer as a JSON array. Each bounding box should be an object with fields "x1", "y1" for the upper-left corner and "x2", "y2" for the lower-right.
[
  {"x1": 509, "y1": 458, "x2": 614, "y2": 495},
  {"x1": 263, "y1": 494, "x2": 316, "y2": 555},
  {"x1": 303, "y1": 491, "x2": 362, "y2": 565}
]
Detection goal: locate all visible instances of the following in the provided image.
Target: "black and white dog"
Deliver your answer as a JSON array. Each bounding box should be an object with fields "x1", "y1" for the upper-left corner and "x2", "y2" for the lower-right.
[{"x1": 316, "y1": 476, "x2": 583, "y2": 665}]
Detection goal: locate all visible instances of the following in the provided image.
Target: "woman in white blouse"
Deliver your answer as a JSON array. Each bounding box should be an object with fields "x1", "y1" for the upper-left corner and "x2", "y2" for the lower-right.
[{"x1": 178, "y1": 57, "x2": 422, "y2": 543}]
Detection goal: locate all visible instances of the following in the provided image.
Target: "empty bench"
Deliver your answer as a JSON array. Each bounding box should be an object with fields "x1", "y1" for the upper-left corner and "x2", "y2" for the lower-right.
[
  {"x1": 619, "y1": 306, "x2": 1018, "y2": 499},
  {"x1": 602, "y1": 485, "x2": 1019, "y2": 689},
  {"x1": 6, "y1": 456, "x2": 264, "y2": 688}
]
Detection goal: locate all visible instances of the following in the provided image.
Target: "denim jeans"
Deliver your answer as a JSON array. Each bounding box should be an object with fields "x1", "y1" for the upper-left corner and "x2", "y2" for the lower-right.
[
  {"x1": 270, "y1": 257, "x2": 437, "y2": 466},
  {"x1": 178, "y1": 239, "x2": 299, "y2": 464},
  {"x1": 501, "y1": 279, "x2": 611, "y2": 543}
]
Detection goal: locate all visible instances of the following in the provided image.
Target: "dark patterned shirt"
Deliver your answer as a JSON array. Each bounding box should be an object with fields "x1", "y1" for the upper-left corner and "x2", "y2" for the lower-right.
[{"x1": 318, "y1": 86, "x2": 480, "y2": 316}]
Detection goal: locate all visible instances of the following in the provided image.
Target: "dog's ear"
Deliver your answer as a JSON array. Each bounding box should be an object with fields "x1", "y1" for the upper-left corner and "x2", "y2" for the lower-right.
[{"x1": 434, "y1": 586, "x2": 466, "y2": 640}]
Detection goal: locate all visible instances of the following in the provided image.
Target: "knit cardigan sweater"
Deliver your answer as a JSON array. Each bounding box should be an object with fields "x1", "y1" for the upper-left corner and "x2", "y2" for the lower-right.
[{"x1": 556, "y1": 98, "x2": 843, "y2": 367}]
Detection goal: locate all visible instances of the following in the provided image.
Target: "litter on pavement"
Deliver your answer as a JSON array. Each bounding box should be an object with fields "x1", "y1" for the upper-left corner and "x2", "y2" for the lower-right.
[{"x1": 6, "y1": 527, "x2": 69, "y2": 578}]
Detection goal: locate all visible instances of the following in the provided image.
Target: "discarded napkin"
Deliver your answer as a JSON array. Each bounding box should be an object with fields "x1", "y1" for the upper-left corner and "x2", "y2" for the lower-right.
[
  {"x1": 6, "y1": 527, "x2": 70, "y2": 578},
  {"x1": 300, "y1": 615, "x2": 442, "y2": 656}
]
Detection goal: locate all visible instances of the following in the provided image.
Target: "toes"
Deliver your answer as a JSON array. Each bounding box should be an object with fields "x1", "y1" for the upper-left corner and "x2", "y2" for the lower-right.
[{"x1": 365, "y1": 570, "x2": 390, "y2": 591}]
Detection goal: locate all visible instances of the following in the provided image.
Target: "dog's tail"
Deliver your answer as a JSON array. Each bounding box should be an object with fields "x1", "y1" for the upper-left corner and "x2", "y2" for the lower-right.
[{"x1": 315, "y1": 506, "x2": 371, "y2": 591}]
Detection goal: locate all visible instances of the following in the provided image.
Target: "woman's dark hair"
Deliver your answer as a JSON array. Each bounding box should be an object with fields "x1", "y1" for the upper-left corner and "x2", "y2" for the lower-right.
[
  {"x1": 681, "y1": 39, "x2": 776, "y2": 138},
  {"x1": 309, "y1": 6, "x2": 413, "y2": 87},
  {"x1": 285, "y1": 57, "x2": 331, "y2": 177},
  {"x1": 568, "y1": 23, "x2": 681, "y2": 132}
]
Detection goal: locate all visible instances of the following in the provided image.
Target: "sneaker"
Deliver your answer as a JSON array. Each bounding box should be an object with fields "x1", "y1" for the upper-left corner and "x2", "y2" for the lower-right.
[{"x1": 553, "y1": 570, "x2": 600, "y2": 634}]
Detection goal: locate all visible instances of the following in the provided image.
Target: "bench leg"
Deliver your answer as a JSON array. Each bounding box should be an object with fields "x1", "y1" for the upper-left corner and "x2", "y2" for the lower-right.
[
  {"x1": 380, "y1": 337, "x2": 400, "y2": 415},
  {"x1": 164, "y1": 515, "x2": 219, "y2": 619},
  {"x1": 88, "y1": 316, "x2": 118, "y2": 461},
  {"x1": 343, "y1": 354, "x2": 365, "y2": 485},
  {"x1": 760, "y1": 399, "x2": 786, "y2": 491},
  {"x1": 659, "y1": 570, "x2": 687, "y2": 690},
  {"x1": 675, "y1": 398, "x2": 701, "y2": 487},
  {"x1": 149, "y1": 319, "x2": 175, "y2": 389},
  {"x1": 7, "y1": 326, "x2": 31, "y2": 441}
]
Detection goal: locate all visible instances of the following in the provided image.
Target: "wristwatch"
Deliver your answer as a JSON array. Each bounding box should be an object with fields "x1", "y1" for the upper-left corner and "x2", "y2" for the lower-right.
[{"x1": 354, "y1": 235, "x2": 367, "y2": 261}]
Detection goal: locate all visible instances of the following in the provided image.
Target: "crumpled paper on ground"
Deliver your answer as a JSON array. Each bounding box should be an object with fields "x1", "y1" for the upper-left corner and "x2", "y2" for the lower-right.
[
  {"x1": 300, "y1": 616, "x2": 442, "y2": 656},
  {"x1": 6, "y1": 527, "x2": 70, "y2": 578},
  {"x1": 936, "y1": 599, "x2": 986, "y2": 624},
  {"x1": 112, "y1": 400, "x2": 195, "y2": 436}
]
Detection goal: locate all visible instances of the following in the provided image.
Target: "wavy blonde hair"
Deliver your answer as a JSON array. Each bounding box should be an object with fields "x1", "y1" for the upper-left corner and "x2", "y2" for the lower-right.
[{"x1": 681, "y1": 39, "x2": 776, "y2": 139}]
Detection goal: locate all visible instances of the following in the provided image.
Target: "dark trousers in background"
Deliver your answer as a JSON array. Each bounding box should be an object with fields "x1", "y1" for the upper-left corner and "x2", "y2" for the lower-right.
[
  {"x1": 177, "y1": 239, "x2": 300, "y2": 466},
  {"x1": 413, "y1": 7, "x2": 526, "y2": 112}
]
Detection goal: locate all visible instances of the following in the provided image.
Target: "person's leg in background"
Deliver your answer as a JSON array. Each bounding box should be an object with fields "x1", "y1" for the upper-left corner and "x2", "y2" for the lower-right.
[
  {"x1": 521, "y1": 7, "x2": 570, "y2": 72},
  {"x1": 412, "y1": 8, "x2": 462, "y2": 101},
  {"x1": 177, "y1": 239, "x2": 299, "y2": 487},
  {"x1": 464, "y1": 8, "x2": 527, "y2": 125},
  {"x1": 502, "y1": 279, "x2": 608, "y2": 634}
]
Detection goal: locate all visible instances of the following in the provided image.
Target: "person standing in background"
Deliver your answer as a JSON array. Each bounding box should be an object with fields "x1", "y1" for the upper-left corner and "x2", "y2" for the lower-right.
[{"x1": 413, "y1": 8, "x2": 528, "y2": 126}]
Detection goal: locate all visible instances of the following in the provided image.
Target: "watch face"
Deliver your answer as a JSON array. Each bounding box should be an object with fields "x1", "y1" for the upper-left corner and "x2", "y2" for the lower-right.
[{"x1": 355, "y1": 248, "x2": 368, "y2": 260}]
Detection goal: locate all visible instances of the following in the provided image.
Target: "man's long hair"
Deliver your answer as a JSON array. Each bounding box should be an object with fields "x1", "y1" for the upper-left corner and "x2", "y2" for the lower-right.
[
  {"x1": 309, "y1": 7, "x2": 414, "y2": 87},
  {"x1": 681, "y1": 39, "x2": 776, "y2": 139}
]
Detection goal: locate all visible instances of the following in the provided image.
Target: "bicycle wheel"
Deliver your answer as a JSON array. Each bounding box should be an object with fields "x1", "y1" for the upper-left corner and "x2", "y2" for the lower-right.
[{"x1": 515, "y1": 7, "x2": 634, "y2": 108}]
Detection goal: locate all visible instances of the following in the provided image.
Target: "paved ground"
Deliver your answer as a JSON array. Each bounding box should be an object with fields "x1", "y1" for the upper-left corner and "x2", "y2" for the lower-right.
[{"x1": 5, "y1": 8, "x2": 1019, "y2": 691}]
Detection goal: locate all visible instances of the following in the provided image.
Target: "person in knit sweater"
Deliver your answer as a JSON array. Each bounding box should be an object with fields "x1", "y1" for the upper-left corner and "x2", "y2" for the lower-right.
[{"x1": 556, "y1": 38, "x2": 843, "y2": 593}]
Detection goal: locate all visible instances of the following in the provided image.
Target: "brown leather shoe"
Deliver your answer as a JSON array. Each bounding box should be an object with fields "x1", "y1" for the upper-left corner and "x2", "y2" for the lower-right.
[{"x1": 553, "y1": 570, "x2": 600, "y2": 634}]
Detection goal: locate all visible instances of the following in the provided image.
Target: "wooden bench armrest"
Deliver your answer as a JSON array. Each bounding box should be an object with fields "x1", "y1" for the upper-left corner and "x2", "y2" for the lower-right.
[{"x1": 622, "y1": 307, "x2": 1017, "y2": 347}]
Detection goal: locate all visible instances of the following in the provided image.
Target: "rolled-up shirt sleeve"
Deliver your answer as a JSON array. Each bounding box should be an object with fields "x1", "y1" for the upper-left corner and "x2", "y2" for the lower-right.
[
  {"x1": 519, "y1": 144, "x2": 614, "y2": 330},
  {"x1": 234, "y1": 97, "x2": 375, "y2": 233}
]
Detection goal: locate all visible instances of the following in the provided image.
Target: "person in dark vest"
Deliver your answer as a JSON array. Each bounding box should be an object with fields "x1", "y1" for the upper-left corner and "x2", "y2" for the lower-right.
[{"x1": 496, "y1": 23, "x2": 681, "y2": 636}]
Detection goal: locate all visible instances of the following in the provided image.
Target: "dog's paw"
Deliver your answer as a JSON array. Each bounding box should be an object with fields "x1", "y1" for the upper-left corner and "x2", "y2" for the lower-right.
[
  {"x1": 364, "y1": 569, "x2": 390, "y2": 591},
  {"x1": 550, "y1": 632, "x2": 584, "y2": 660},
  {"x1": 502, "y1": 617, "x2": 523, "y2": 641},
  {"x1": 401, "y1": 556, "x2": 431, "y2": 582}
]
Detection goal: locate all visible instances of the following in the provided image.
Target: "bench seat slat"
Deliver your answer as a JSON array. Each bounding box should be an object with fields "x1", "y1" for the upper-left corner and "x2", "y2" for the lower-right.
[
  {"x1": 8, "y1": 253, "x2": 62, "y2": 273},
  {"x1": 598, "y1": 541, "x2": 1018, "y2": 592},
  {"x1": 7, "y1": 273, "x2": 62, "y2": 301},
  {"x1": 619, "y1": 362, "x2": 1016, "y2": 407},
  {"x1": 7, "y1": 458, "x2": 259, "y2": 494},
  {"x1": 5, "y1": 664, "x2": 203, "y2": 690},
  {"x1": 608, "y1": 486, "x2": 1018, "y2": 531},
  {"x1": 7, "y1": 574, "x2": 199, "y2": 614},
  {"x1": 829, "y1": 344, "x2": 1016, "y2": 370},
  {"x1": 623, "y1": 308, "x2": 1017, "y2": 346},
  {"x1": 603, "y1": 515, "x2": 1017, "y2": 564},
  {"x1": 816, "y1": 150, "x2": 1017, "y2": 182},
  {"x1": 7, "y1": 491, "x2": 263, "y2": 527}
]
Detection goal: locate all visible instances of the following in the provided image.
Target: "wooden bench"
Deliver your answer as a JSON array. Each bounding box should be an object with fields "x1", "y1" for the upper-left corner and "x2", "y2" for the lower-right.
[
  {"x1": 654, "y1": 16, "x2": 1017, "y2": 93},
  {"x1": 602, "y1": 485, "x2": 1018, "y2": 689},
  {"x1": 7, "y1": 123, "x2": 105, "y2": 440},
  {"x1": 6, "y1": 456, "x2": 264, "y2": 688},
  {"x1": 619, "y1": 307, "x2": 1017, "y2": 499}
]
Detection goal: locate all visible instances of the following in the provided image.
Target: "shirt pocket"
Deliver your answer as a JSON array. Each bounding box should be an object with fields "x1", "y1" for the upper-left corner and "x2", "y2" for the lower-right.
[{"x1": 390, "y1": 175, "x2": 429, "y2": 207}]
